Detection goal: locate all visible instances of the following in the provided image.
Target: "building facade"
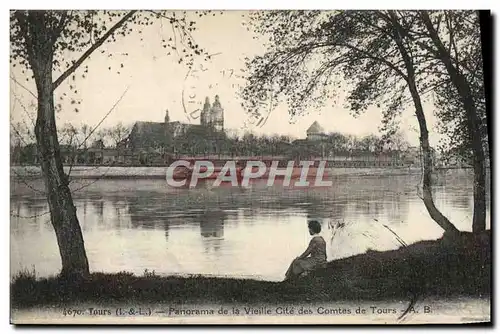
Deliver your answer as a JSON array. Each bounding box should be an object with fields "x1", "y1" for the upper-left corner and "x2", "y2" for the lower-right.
[
  {"x1": 306, "y1": 121, "x2": 328, "y2": 141},
  {"x1": 123, "y1": 95, "x2": 225, "y2": 164},
  {"x1": 200, "y1": 95, "x2": 224, "y2": 132}
]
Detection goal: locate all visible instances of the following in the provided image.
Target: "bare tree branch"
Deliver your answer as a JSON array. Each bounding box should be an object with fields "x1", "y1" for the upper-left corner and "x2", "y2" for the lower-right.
[
  {"x1": 66, "y1": 86, "x2": 130, "y2": 180},
  {"x1": 11, "y1": 91, "x2": 36, "y2": 127},
  {"x1": 70, "y1": 164, "x2": 115, "y2": 193},
  {"x1": 11, "y1": 168, "x2": 46, "y2": 195},
  {"x1": 52, "y1": 10, "x2": 138, "y2": 90},
  {"x1": 10, "y1": 210, "x2": 51, "y2": 219},
  {"x1": 10, "y1": 75, "x2": 37, "y2": 99}
]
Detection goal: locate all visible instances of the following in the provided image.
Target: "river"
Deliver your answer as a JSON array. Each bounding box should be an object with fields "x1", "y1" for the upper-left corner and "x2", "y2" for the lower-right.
[{"x1": 10, "y1": 169, "x2": 490, "y2": 282}]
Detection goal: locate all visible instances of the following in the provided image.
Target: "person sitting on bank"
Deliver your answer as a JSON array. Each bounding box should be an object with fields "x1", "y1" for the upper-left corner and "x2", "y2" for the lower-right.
[{"x1": 284, "y1": 220, "x2": 327, "y2": 281}]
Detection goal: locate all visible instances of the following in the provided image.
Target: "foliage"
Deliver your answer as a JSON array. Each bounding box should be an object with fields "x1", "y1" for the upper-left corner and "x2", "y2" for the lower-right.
[
  {"x1": 10, "y1": 10, "x2": 214, "y2": 75},
  {"x1": 242, "y1": 10, "x2": 483, "y2": 234},
  {"x1": 241, "y1": 11, "x2": 424, "y2": 137},
  {"x1": 168, "y1": 130, "x2": 405, "y2": 157},
  {"x1": 11, "y1": 123, "x2": 411, "y2": 164},
  {"x1": 242, "y1": 10, "x2": 486, "y2": 161},
  {"x1": 10, "y1": 10, "x2": 219, "y2": 122},
  {"x1": 427, "y1": 12, "x2": 488, "y2": 165}
]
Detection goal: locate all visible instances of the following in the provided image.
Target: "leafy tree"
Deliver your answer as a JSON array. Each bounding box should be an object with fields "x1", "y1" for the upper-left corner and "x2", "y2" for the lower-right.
[
  {"x1": 359, "y1": 134, "x2": 382, "y2": 152},
  {"x1": 242, "y1": 10, "x2": 466, "y2": 235},
  {"x1": 414, "y1": 11, "x2": 488, "y2": 232},
  {"x1": 374, "y1": 10, "x2": 488, "y2": 232},
  {"x1": 10, "y1": 10, "x2": 214, "y2": 277},
  {"x1": 325, "y1": 132, "x2": 349, "y2": 153},
  {"x1": 379, "y1": 130, "x2": 411, "y2": 152}
]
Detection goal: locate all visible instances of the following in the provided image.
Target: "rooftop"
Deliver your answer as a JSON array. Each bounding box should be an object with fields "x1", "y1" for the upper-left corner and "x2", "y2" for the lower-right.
[{"x1": 306, "y1": 121, "x2": 325, "y2": 134}]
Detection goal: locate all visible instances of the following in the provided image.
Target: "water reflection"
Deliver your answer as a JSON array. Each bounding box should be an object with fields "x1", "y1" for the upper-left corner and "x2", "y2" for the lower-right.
[
  {"x1": 10, "y1": 171, "x2": 490, "y2": 281},
  {"x1": 198, "y1": 211, "x2": 225, "y2": 254},
  {"x1": 198, "y1": 212, "x2": 225, "y2": 239}
]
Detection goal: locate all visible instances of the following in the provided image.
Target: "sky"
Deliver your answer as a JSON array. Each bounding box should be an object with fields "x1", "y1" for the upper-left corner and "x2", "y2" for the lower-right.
[{"x1": 9, "y1": 10, "x2": 444, "y2": 146}]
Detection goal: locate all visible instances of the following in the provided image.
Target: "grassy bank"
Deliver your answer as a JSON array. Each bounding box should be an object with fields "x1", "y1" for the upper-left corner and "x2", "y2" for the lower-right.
[{"x1": 11, "y1": 231, "x2": 490, "y2": 309}]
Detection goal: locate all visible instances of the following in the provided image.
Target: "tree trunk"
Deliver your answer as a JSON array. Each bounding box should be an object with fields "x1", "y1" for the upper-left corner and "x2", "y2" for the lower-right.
[
  {"x1": 420, "y1": 12, "x2": 487, "y2": 233},
  {"x1": 27, "y1": 14, "x2": 90, "y2": 278},
  {"x1": 35, "y1": 79, "x2": 90, "y2": 278},
  {"x1": 409, "y1": 86, "x2": 459, "y2": 236},
  {"x1": 389, "y1": 12, "x2": 460, "y2": 235}
]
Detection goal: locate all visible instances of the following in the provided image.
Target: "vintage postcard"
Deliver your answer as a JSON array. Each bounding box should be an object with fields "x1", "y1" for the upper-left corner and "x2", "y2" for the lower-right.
[{"x1": 9, "y1": 9, "x2": 491, "y2": 325}]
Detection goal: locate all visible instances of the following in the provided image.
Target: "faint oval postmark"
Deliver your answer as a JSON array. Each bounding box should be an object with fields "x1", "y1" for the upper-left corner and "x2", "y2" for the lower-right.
[{"x1": 182, "y1": 57, "x2": 274, "y2": 131}]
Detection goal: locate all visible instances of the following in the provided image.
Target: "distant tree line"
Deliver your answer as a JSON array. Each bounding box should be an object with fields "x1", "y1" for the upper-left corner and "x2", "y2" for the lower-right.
[{"x1": 11, "y1": 119, "x2": 413, "y2": 164}]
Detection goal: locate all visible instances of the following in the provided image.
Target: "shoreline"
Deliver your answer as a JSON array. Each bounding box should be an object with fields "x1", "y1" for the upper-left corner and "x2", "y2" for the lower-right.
[
  {"x1": 10, "y1": 165, "x2": 470, "y2": 180},
  {"x1": 11, "y1": 231, "x2": 491, "y2": 310}
]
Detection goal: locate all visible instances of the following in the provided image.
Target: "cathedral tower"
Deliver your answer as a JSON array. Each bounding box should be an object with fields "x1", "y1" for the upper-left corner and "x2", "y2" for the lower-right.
[
  {"x1": 210, "y1": 95, "x2": 224, "y2": 132},
  {"x1": 201, "y1": 97, "x2": 211, "y2": 126}
]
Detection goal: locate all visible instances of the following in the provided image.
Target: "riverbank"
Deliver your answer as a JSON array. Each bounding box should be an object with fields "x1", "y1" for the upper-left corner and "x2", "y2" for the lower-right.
[
  {"x1": 11, "y1": 231, "x2": 490, "y2": 309},
  {"x1": 11, "y1": 165, "x2": 462, "y2": 180}
]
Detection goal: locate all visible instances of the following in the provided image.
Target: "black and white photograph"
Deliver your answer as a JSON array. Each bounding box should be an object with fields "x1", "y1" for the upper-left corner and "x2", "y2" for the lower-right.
[{"x1": 8, "y1": 7, "x2": 492, "y2": 325}]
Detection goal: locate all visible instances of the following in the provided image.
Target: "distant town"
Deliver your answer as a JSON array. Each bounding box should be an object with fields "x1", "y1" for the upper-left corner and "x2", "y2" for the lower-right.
[{"x1": 11, "y1": 95, "x2": 470, "y2": 169}]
